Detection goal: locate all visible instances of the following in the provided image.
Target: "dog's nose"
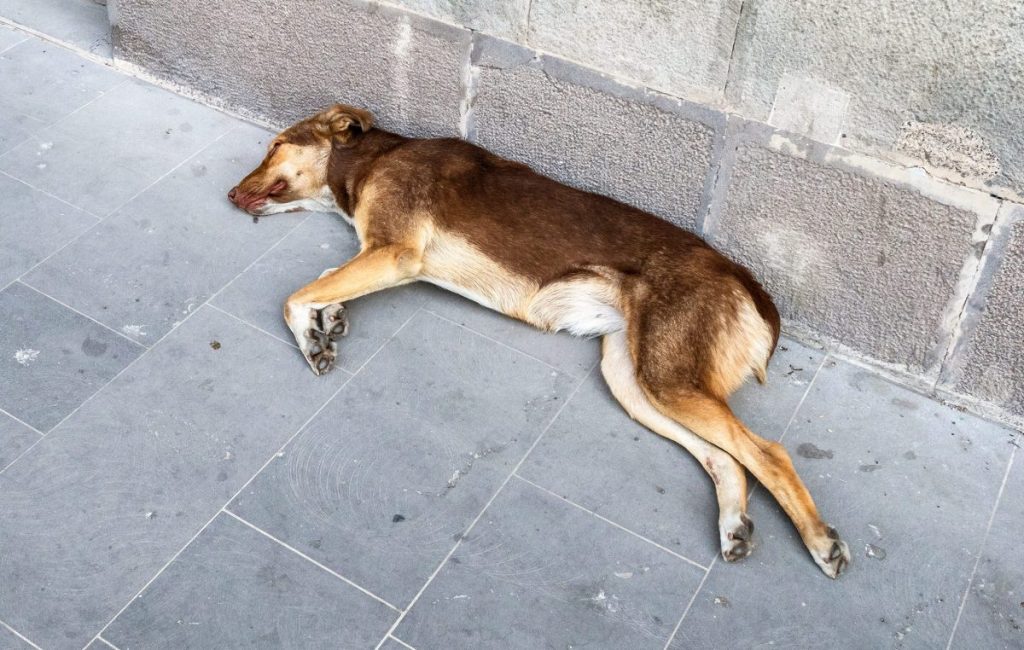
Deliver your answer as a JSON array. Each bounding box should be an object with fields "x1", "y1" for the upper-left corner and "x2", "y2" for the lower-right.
[{"x1": 227, "y1": 187, "x2": 238, "y2": 203}]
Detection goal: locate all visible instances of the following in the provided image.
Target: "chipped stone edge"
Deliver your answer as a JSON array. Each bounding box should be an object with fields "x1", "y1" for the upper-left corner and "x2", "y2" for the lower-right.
[
  {"x1": 854, "y1": 139, "x2": 1024, "y2": 206},
  {"x1": 937, "y1": 203, "x2": 1024, "y2": 389},
  {"x1": 925, "y1": 203, "x2": 1001, "y2": 379}
]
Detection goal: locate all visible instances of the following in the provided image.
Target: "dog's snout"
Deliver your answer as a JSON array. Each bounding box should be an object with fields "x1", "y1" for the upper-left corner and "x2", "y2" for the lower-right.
[{"x1": 227, "y1": 186, "x2": 238, "y2": 203}]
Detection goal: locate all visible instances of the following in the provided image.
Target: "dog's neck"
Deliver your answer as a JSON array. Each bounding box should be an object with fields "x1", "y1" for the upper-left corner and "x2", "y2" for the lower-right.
[{"x1": 326, "y1": 129, "x2": 409, "y2": 217}]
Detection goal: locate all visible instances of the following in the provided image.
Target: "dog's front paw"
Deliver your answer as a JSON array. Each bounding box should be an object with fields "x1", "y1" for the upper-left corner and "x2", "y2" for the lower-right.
[
  {"x1": 318, "y1": 303, "x2": 349, "y2": 339},
  {"x1": 303, "y1": 327, "x2": 337, "y2": 375},
  {"x1": 288, "y1": 302, "x2": 348, "y2": 375}
]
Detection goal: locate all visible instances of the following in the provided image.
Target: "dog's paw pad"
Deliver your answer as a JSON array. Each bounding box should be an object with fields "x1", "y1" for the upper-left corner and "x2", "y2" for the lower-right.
[
  {"x1": 721, "y1": 512, "x2": 755, "y2": 562},
  {"x1": 813, "y1": 526, "x2": 851, "y2": 579},
  {"x1": 303, "y1": 328, "x2": 337, "y2": 376}
]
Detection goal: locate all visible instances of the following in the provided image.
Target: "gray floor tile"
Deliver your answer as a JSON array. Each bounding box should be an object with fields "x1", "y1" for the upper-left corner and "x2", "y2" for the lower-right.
[
  {"x1": 0, "y1": 172, "x2": 98, "y2": 286},
  {"x1": 0, "y1": 24, "x2": 27, "y2": 52},
  {"x1": 730, "y1": 337, "x2": 825, "y2": 438},
  {"x1": 0, "y1": 0, "x2": 110, "y2": 55},
  {"x1": 229, "y1": 311, "x2": 574, "y2": 607},
  {"x1": 104, "y1": 513, "x2": 398, "y2": 649},
  {"x1": 0, "y1": 111, "x2": 42, "y2": 156},
  {"x1": 0, "y1": 623, "x2": 34, "y2": 649},
  {"x1": 517, "y1": 338, "x2": 820, "y2": 566},
  {"x1": 0, "y1": 411, "x2": 39, "y2": 472},
  {"x1": 0, "y1": 306, "x2": 349, "y2": 649},
  {"x1": 396, "y1": 477, "x2": 705, "y2": 649},
  {"x1": 950, "y1": 452, "x2": 1024, "y2": 650},
  {"x1": 0, "y1": 282, "x2": 142, "y2": 431},
  {"x1": 518, "y1": 370, "x2": 722, "y2": 564},
  {"x1": 670, "y1": 359, "x2": 1014, "y2": 649},
  {"x1": 213, "y1": 212, "x2": 428, "y2": 371},
  {"x1": 22, "y1": 124, "x2": 305, "y2": 345},
  {"x1": 2, "y1": 79, "x2": 235, "y2": 215},
  {"x1": 0, "y1": 38, "x2": 122, "y2": 124},
  {"x1": 0, "y1": 128, "x2": 149, "y2": 216},
  {"x1": 422, "y1": 286, "x2": 600, "y2": 379}
]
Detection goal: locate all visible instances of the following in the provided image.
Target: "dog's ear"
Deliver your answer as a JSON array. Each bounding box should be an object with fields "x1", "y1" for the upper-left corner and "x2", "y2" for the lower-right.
[{"x1": 323, "y1": 104, "x2": 374, "y2": 146}]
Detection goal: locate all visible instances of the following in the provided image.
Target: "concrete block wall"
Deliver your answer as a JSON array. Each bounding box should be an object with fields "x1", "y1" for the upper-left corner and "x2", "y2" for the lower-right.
[{"x1": 104, "y1": 0, "x2": 1024, "y2": 428}]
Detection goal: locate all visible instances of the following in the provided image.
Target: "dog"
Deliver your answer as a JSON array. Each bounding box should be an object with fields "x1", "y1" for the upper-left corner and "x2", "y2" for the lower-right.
[{"x1": 227, "y1": 104, "x2": 851, "y2": 578}]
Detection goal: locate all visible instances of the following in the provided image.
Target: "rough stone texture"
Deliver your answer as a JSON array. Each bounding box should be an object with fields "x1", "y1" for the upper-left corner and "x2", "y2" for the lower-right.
[
  {"x1": 386, "y1": 0, "x2": 529, "y2": 40},
  {"x1": 527, "y1": 0, "x2": 740, "y2": 104},
  {"x1": 729, "y1": 0, "x2": 1024, "y2": 198},
  {"x1": 111, "y1": 0, "x2": 468, "y2": 136},
  {"x1": 471, "y1": 45, "x2": 720, "y2": 230},
  {"x1": 709, "y1": 139, "x2": 978, "y2": 374},
  {"x1": 950, "y1": 205, "x2": 1024, "y2": 415}
]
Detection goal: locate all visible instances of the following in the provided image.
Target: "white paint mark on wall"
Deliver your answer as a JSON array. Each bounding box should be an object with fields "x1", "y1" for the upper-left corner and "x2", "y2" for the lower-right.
[
  {"x1": 14, "y1": 348, "x2": 40, "y2": 366},
  {"x1": 393, "y1": 22, "x2": 412, "y2": 123},
  {"x1": 761, "y1": 227, "x2": 820, "y2": 281},
  {"x1": 769, "y1": 73, "x2": 850, "y2": 145},
  {"x1": 394, "y1": 21, "x2": 412, "y2": 57}
]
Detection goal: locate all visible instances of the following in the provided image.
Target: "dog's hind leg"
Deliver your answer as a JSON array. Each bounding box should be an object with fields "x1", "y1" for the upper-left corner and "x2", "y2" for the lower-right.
[
  {"x1": 600, "y1": 331, "x2": 755, "y2": 562},
  {"x1": 645, "y1": 387, "x2": 850, "y2": 578},
  {"x1": 284, "y1": 243, "x2": 422, "y2": 374}
]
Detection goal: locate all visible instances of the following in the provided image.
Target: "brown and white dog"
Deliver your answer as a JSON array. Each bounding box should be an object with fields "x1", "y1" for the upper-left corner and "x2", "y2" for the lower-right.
[{"x1": 228, "y1": 105, "x2": 851, "y2": 578}]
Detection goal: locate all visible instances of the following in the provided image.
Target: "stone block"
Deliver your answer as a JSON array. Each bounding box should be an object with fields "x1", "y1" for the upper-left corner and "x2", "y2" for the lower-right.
[
  {"x1": 112, "y1": 0, "x2": 469, "y2": 136},
  {"x1": 706, "y1": 123, "x2": 997, "y2": 374},
  {"x1": 527, "y1": 0, "x2": 740, "y2": 104},
  {"x1": 470, "y1": 39, "x2": 722, "y2": 230}
]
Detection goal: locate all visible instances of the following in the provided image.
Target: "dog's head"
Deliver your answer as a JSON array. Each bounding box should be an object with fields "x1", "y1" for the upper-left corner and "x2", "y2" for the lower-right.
[{"x1": 227, "y1": 104, "x2": 373, "y2": 215}]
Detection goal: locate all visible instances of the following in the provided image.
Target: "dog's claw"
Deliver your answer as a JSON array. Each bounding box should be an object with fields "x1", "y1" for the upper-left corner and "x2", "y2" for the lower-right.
[{"x1": 318, "y1": 303, "x2": 348, "y2": 340}]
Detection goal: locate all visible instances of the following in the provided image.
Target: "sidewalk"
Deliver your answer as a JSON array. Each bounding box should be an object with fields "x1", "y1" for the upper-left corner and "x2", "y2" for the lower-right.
[{"x1": 0, "y1": 19, "x2": 1020, "y2": 650}]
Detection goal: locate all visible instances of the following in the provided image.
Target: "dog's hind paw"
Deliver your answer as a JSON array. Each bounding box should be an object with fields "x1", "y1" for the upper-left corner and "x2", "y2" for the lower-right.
[
  {"x1": 812, "y1": 526, "x2": 851, "y2": 579},
  {"x1": 720, "y1": 512, "x2": 755, "y2": 562}
]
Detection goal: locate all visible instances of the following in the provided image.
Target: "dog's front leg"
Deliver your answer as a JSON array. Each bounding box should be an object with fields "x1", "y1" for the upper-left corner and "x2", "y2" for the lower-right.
[{"x1": 284, "y1": 243, "x2": 423, "y2": 374}]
